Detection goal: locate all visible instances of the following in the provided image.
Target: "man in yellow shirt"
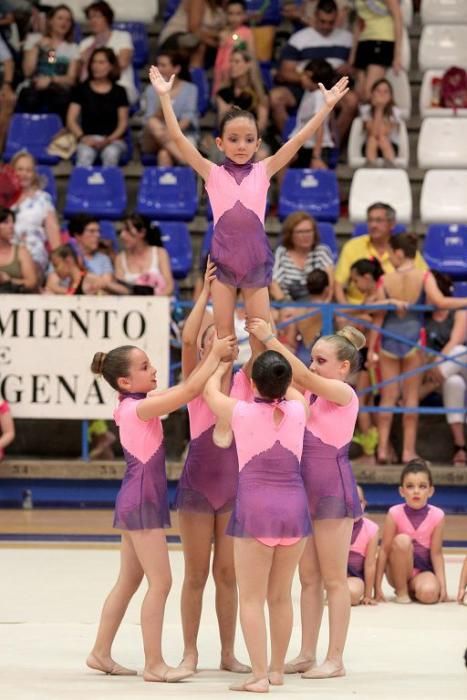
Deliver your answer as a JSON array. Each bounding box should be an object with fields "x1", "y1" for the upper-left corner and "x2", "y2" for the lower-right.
[{"x1": 334, "y1": 202, "x2": 427, "y2": 304}]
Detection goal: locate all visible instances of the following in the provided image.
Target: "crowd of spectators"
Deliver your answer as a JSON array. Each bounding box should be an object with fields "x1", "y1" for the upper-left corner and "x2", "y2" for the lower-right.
[{"x1": 0, "y1": 0, "x2": 465, "y2": 466}]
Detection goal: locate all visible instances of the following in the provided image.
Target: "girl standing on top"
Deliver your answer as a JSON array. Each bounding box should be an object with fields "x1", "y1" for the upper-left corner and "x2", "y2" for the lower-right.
[{"x1": 86, "y1": 332, "x2": 236, "y2": 683}]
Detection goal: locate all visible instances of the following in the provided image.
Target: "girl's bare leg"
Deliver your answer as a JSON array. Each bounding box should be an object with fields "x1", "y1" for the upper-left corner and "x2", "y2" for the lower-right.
[
  {"x1": 87, "y1": 533, "x2": 143, "y2": 675},
  {"x1": 410, "y1": 571, "x2": 441, "y2": 604},
  {"x1": 211, "y1": 279, "x2": 237, "y2": 447},
  {"x1": 267, "y1": 540, "x2": 307, "y2": 685},
  {"x1": 244, "y1": 285, "x2": 273, "y2": 361},
  {"x1": 302, "y1": 518, "x2": 353, "y2": 679},
  {"x1": 213, "y1": 511, "x2": 251, "y2": 673},
  {"x1": 230, "y1": 538, "x2": 273, "y2": 692},
  {"x1": 386, "y1": 533, "x2": 414, "y2": 602},
  {"x1": 401, "y1": 351, "x2": 423, "y2": 462},
  {"x1": 128, "y1": 529, "x2": 184, "y2": 682},
  {"x1": 178, "y1": 511, "x2": 215, "y2": 672},
  {"x1": 379, "y1": 135, "x2": 396, "y2": 162},
  {"x1": 377, "y1": 354, "x2": 401, "y2": 462},
  {"x1": 284, "y1": 536, "x2": 322, "y2": 673},
  {"x1": 347, "y1": 577, "x2": 365, "y2": 606}
]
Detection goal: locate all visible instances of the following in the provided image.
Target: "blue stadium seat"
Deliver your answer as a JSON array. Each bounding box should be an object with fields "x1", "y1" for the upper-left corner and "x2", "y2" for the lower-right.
[
  {"x1": 137, "y1": 167, "x2": 198, "y2": 221},
  {"x1": 352, "y1": 222, "x2": 407, "y2": 237},
  {"x1": 282, "y1": 115, "x2": 296, "y2": 141},
  {"x1": 453, "y1": 281, "x2": 467, "y2": 298},
  {"x1": 113, "y1": 22, "x2": 149, "y2": 68},
  {"x1": 422, "y1": 224, "x2": 467, "y2": 279},
  {"x1": 3, "y1": 113, "x2": 62, "y2": 164},
  {"x1": 260, "y1": 61, "x2": 273, "y2": 91},
  {"x1": 36, "y1": 165, "x2": 57, "y2": 205},
  {"x1": 316, "y1": 222, "x2": 338, "y2": 262},
  {"x1": 190, "y1": 67, "x2": 209, "y2": 116},
  {"x1": 245, "y1": 0, "x2": 281, "y2": 25},
  {"x1": 99, "y1": 220, "x2": 119, "y2": 251},
  {"x1": 64, "y1": 167, "x2": 127, "y2": 219},
  {"x1": 156, "y1": 221, "x2": 193, "y2": 278},
  {"x1": 278, "y1": 169, "x2": 339, "y2": 222},
  {"x1": 164, "y1": 0, "x2": 180, "y2": 20},
  {"x1": 201, "y1": 222, "x2": 214, "y2": 263}
]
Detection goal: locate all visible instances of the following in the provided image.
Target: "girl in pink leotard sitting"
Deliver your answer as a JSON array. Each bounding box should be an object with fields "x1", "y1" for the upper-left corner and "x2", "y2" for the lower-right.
[
  {"x1": 375, "y1": 459, "x2": 447, "y2": 605},
  {"x1": 347, "y1": 485, "x2": 379, "y2": 606},
  {"x1": 149, "y1": 63, "x2": 348, "y2": 447},
  {"x1": 204, "y1": 350, "x2": 311, "y2": 693}
]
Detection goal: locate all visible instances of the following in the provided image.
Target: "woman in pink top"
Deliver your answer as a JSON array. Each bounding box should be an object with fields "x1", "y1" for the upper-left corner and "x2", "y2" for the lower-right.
[
  {"x1": 375, "y1": 459, "x2": 447, "y2": 604},
  {"x1": 174, "y1": 258, "x2": 251, "y2": 676},
  {"x1": 347, "y1": 485, "x2": 379, "y2": 605},
  {"x1": 212, "y1": 0, "x2": 255, "y2": 95},
  {"x1": 248, "y1": 319, "x2": 366, "y2": 680},
  {"x1": 86, "y1": 333, "x2": 236, "y2": 684},
  {"x1": 204, "y1": 350, "x2": 311, "y2": 693}
]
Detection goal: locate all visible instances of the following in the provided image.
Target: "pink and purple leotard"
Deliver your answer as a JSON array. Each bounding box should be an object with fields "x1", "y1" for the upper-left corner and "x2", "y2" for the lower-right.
[
  {"x1": 347, "y1": 516, "x2": 379, "y2": 580},
  {"x1": 388, "y1": 503, "x2": 445, "y2": 577},
  {"x1": 205, "y1": 158, "x2": 274, "y2": 288},
  {"x1": 175, "y1": 368, "x2": 253, "y2": 514},
  {"x1": 227, "y1": 398, "x2": 311, "y2": 544},
  {"x1": 301, "y1": 390, "x2": 362, "y2": 521},
  {"x1": 113, "y1": 392, "x2": 170, "y2": 531}
]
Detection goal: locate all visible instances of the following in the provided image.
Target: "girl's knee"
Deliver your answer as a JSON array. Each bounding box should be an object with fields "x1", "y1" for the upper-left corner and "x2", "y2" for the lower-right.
[
  {"x1": 415, "y1": 581, "x2": 440, "y2": 604},
  {"x1": 212, "y1": 562, "x2": 235, "y2": 589},
  {"x1": 391, "y1": 534, "x2": 412, "y2": 552},
  {"x1": 185, "y1": 567, "x2": 210, "y2": 592}
]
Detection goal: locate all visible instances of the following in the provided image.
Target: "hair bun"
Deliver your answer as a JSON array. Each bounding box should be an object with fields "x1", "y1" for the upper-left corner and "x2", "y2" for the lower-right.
[
  {"x1": 91, "y1": 351, "x2": 107, "y2": 375},
  {"x1": 337, "y1": 326, "x2": 366, "y2": 351}
]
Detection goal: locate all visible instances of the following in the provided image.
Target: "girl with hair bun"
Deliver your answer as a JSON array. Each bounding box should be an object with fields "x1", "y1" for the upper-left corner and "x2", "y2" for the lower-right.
[
  {"x1": 86, "y1": 333, "x2": 236, "y2": 684},
  {"x1": 368, "y1": 233, "x2": 467, "y2": 465},
  {"x1": 247, "y1": 318, "x2": 365, "y2": 680}
]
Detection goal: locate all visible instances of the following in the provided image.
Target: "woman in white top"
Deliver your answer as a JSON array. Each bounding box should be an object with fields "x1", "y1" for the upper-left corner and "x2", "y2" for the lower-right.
[
  {"x1": 114, "y1": 214, "x2": 174, "y2": 296},
  {"x1": 78, "y1": 0, "x2": 138, "y2": 104},
  {"x1": 10, "y1": 150, "x2": 61, "y2": 277}
]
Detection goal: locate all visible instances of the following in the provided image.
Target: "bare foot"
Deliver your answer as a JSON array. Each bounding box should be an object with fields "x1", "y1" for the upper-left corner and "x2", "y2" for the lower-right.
[
  {"x1": 229, "y1": 676, "x2": 269, "y2": 692},
  {"x1": 165, "y1": 666, "x2": 195, "y2": 683},
  {"x1": 143, "y1": 662, "x2": 170, "y2": 682},
  {"x1": 86, "y1": 652, "x2": 137, "y2": 676},
  {"x1": 178, "y1": 653, "x2": 198, "y2": 673},
  {"x1": 283, "y1": 655, "x2": 315, "y2": 674},
  {"x1": 268, "y1": 671, "x2": 284, "y2": 686},
  {"x1": 213, "y1": 419, "x2": 233, "y2": 448},
  {"x1": 221, "y1": 656, "x2": 252, "y2": 673},
  {"x1": 302, "y1": 660, "x2": 345, "y2": 679}
]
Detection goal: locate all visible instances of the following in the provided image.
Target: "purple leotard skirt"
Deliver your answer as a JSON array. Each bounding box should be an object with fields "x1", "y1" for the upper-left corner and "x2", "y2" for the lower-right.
[
  {"x1": 113, "y1": 444, "x2": 170, "y2": 530},
  {"x1": 301, "y1": 430, "x2": 362, "y2": 521},
  {"x1": 227, "y1": 442, "x2": 311, "y2": 538},
  {"x1": 175, "y1": 426, "x2": 238, "y2": 514},
  {"x1": 347, "y1": 551, "x2": 365, "y2": 580}
]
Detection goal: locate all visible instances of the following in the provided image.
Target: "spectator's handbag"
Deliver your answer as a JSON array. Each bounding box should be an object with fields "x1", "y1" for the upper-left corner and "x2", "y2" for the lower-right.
[{"x1": 47, "y1": 129, "x2": 78, "y2": 160}]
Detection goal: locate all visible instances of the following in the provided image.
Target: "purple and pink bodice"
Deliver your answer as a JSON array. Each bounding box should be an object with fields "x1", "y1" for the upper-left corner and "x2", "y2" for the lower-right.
[
  {"x1": 389, "y1": 503, "x2": 444, "y2": 574},
  {"x1": 347, "y1": 516, "x2": 379, "y2": 580}
]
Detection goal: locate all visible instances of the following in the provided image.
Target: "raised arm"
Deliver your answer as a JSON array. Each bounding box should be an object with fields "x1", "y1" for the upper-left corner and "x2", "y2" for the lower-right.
[
  {"x1": 425, "y1": 274, "x2": 467, "y2": 311},
  {"x1": 204, "y1": 362, "x2": 238, "y2": 423},
  {"x1": 149, "y1": 66, "x2": 212, "y2": 181},
  {"x1": 0, "y1": 406, "x2": 15, "y2": 454},
  {"x1": 136, "y1": 334, "x2": 236, "y2": 421},
  {"x1": 181, "y1": 258, "x2": 216, "y2": 379},
  {"x1": 247, "y1": 318, "x2": 353, "y2": 406},
  {"x1": 264, "y1": 77, "x2": 349, "y2": 178}
]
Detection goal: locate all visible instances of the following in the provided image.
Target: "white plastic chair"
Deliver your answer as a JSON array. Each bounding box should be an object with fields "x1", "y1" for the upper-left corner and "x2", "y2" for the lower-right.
[
  {"x1": 347, "y1": 117, "x2": 409, "y2": 169},
  {"x1": 421, "y1": 0, "x2": 467, "y2": 25},
  {"x1": 44, "y1": 0, "x2": 158, "y2": 21},
  {"x1": 386, "y1": 68, "x2": 412, "y2": 120},
  {"x1": 419, "y1": 70, "x2": 467, "y2": 118},
  {"x1": 418, "y1": 118, "x2": 467, "y2": 169},
  {"x1": 420, "y1": 170, "x2": 467, "y2": 223},
  {"x1": 419, "y1": 26, "x2": 467, "y2": 72},
  {"x1": 349, "y1": 169, "x2": 412, "y2": 223}
]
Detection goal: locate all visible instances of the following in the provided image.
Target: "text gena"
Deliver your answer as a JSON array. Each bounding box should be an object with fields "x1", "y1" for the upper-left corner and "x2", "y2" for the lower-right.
[
  {"x1": 0, "y1": 308, "x2": 147, "y2": 340},
  {"x1": 0, "y1": 373, "x2": 106, "y2": 405}
]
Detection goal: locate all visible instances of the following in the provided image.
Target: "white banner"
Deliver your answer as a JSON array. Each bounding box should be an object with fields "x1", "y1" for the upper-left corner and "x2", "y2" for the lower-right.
[{"x1": 0, "y1": 295, "x2": 170, "y2": 419}]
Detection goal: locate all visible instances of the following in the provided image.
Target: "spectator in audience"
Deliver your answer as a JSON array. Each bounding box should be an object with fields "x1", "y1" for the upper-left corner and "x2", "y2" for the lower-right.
[
  {"x1": 0, "y1": 34, "x2": 15, "y2": 153},
  {"x1": 367, "y1": 234, "x2": 467, "y2": 465},
  {"x1": 0, "y1": 205, "x2": 37, "y2": 291},
  {"x1": 212, "y1": 0, "x2": 255, "y2": 96},
  {"x1": 16, "y1": 4, "x2": 79, "y2": 123},
  {"x1": 10, "y1": 150, "x2": 61, "y2": 278},
  {"x1": 334, "y1": 202, "x2": 427, "y2": 305},
  {"x1": 270, "y1": 211, "x2": 334, "y2": 303},
  {"x1": 158, "y1": 0, "x2": 225, "y2": 69},
  {"x1": 421, "y1": 272, "x2": 467, "y2": 466},
  {"x1": 0, "y1": 397, "x2": 15, "y2": 460},
  {"x1": 49, "y1": 243, "x2": 96, "y2": 294},
  {"x1": 361, "y1": 78, "x2": 401, "y2": 166},
  {"x1": 288, "y1": 57, "x2": 337, "y2": 169},
  {"x1": 67, "y1": 47, "x2": 129, "y2": 166},
  {"x1": 281, "y1": 0, "x2": 352, "y2": 32},
  {"x1": 78, "y1": 0, "x2": 138, "y2": 104},
  {"x1": 114, "y1": 214, "x2": 174, "y2": 296},
  {"x1": 141, "y1": 51, "x2": 199, "y2": 166},
  {"x1": 270, "y1": 0, "x2": 356, "y2": 140},
  {"x1": 350, "y1": 0, "x2": 402, "y2": 102},
  {"x1": 214, "y1": 48, "x2": 269, "y2": 159}
]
